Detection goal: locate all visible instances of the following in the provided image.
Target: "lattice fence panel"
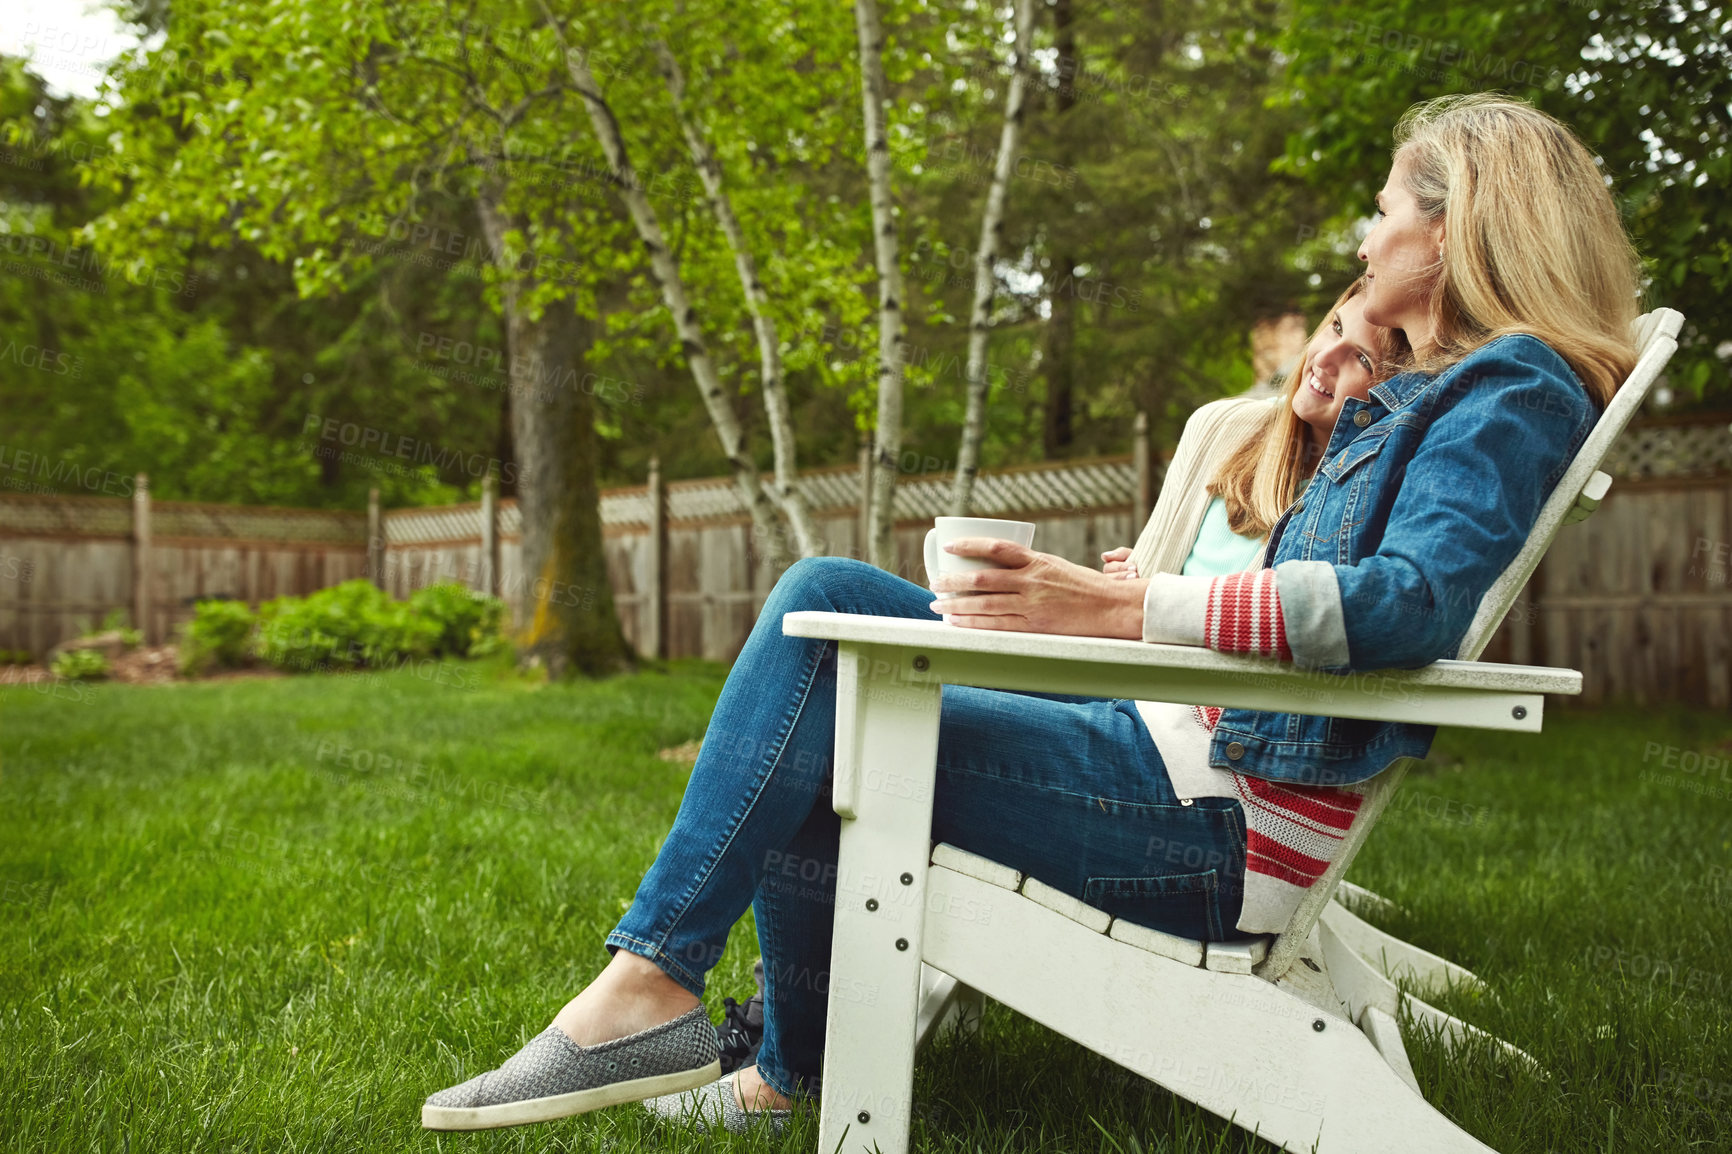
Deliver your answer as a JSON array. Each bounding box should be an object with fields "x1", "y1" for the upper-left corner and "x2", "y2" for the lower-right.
[
  {"x1": 594, "y1": 458, "x2": 1140, "y2": 528},
  {"x1": 154, "y1": 503, "x2": 366, "y2": 544},
  {"x1": 386, "y1": 504, "x2": 483, "y2": 546},
  {"x1": 1604, "y1": 420, "x2": 1732, "y2": 480},
  {"x1": 0, "y1": 494, "x2": 132, "y2": 537},
  {"x1": 803, "y1": 470, "x2": 865, "y2": 512},
  {"x1": 603, "y1": 491, "x2": 653, "y2": 527}
]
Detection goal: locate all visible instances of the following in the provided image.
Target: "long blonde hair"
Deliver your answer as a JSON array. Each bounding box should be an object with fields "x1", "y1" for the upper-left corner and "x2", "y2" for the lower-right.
[
  {"x1": 1391, "y1": 93, "x2": 1642, "y2": 407},
  {"x1": 1209, "y1": 277, "x2": 1409, "y2": 537}
]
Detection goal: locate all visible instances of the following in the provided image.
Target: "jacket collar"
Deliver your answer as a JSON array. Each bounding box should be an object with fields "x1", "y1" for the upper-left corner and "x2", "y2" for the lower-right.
[
  {"x1": 1371, "y1": 334, "x2": 1543, "y2": 411},
  {"x1": 1327, "y1": 363, "x2": 1437, "y2": 457},
  {"x1": 1369, "y1": 365, "x2": 1436, "y2": 411}
]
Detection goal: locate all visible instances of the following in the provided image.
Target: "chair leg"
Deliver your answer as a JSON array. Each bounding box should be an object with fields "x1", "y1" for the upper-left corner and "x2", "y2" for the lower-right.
[
  {"x1": 1319, "y1": 901, "x2": 1487, "y2": 998},
  {"x1": 816, "y1": 645, "x2": 944, "y2": 1154},
  {"x1": 1317, "y1": 917, "x2": 1541, "y2": 1074},
  {"x1": 915, "y1": 965, "x2": 984, "y2": 1049},
  {"x1": 1360, "y1": 1005, "x2": 1423, "y2": 1095},
  {"x1": 948, "y1": 983, "x2": 986, "y2": 1041},
  {"x1": 1334, "y1": 880, "x2": 1404, "y2": 918}
]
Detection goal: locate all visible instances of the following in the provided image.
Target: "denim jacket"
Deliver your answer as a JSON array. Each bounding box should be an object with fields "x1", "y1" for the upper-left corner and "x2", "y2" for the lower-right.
[{"x1": 1210, "y1": 334, "x2": 1598, "y2": 786}]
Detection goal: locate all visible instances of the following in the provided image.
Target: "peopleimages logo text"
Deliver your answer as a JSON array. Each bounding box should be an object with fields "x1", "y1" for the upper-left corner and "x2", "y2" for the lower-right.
[
  {"x1": 301, "y1": 416, "x2": 518, "y2": 484},
  {"x1": 0, "y1": 447, "x2": 134, "y2": 495}
]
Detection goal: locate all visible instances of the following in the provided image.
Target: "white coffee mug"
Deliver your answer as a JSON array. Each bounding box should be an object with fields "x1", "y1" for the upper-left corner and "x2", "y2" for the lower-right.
[{"x1": 924, "y1": 517, "x2": 1037, "y2": 607}]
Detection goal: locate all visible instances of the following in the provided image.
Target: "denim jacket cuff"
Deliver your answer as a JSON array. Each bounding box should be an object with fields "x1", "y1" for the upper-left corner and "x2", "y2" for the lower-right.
[
  {"x1": 1272, "y1": 559, "x2": 1350, "y2": 669},
  {"x1": 1142, "y1": 572, "x2": 1210, "y2": 646}
]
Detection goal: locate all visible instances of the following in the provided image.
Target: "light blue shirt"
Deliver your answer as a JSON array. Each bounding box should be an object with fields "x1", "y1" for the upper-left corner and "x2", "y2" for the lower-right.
[{"x1": 1179, "y1": 495, "x2": 1265, "y2": 577}]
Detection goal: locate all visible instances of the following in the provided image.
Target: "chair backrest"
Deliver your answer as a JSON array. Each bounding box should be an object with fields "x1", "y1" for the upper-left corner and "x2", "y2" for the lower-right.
[{"x1": 1256, "y1": 308, "x2": 1685, "y2": 981}]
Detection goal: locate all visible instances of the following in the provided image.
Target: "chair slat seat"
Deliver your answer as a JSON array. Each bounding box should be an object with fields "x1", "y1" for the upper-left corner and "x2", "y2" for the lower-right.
[
  {"x1": 930, "y1": 842, "x2": 1021, "y2": 890},
  {"x1": 1109, "y1": 916, "x2": 1207, "y2": 967},
  {"x1": 1019, "y1": 875, "x2": 1113, "y2": 933},
  {"x1": 931, "y1": 842, "x2": 1265, "y2": 972}
]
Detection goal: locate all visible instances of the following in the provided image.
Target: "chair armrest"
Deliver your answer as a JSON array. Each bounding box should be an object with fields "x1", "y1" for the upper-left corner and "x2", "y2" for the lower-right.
[
  {"x1": 786, "y1": 610, "x2": 1577, "y2": 824},
  {"x1": 782, "y1": 611, "x2": 1578, "y2": 729}
]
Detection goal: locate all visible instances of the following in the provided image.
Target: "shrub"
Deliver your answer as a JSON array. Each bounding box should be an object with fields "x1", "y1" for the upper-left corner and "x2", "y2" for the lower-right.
[
  {"x1": 179, "y1": 599, "x2": 257, "y2": 676},
  {"x1": 406, "y1": 582, "x2": 506, "y2": 658},
  {"x1": 236, "y1": 579, "x2": 506, "y2": 676},
  {"x1": 255, "y1": 580, "x2": 440, "y2": 673},
  {"x1": 0, "y1": 649, "x2": 34, "y2": 666},
  {"x1": 90, "y1": 609, "x2": 143, "y2": 649},
  {"x1": 52, "y1": 649, "x2": 109, "y2": 680}
]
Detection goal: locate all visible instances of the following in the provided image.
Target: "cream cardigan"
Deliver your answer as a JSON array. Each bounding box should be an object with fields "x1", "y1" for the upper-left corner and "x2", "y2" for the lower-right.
[
  {"x1": 1128, "y1": 395, "x2": 1279, "y2": 577},
  {"x1": 1127, "y1": 393, "x2": 1363, "y2": 937}
]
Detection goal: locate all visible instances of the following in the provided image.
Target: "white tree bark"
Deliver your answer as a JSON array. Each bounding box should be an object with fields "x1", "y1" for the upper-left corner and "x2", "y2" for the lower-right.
[
  {"x1": 855, "y1": 0, "x2": 908, "y2": 570},
  {"x1": 541, "y1": 7, "x2": 794, "y2": 570},
  {"x1": 949, "y1": 0, "x2": 1039, "y2": 516},
  {"x1": 654, "y1": 39, "x2": 823, "y2": 559}
]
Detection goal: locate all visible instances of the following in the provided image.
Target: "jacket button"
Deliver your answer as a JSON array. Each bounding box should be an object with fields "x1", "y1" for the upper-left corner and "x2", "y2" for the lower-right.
[
  {"x1": 1352, "y1": 410, "x2": 1373, "y2": 427},
  {"x1": 1225, "y1": 742, "x2": 1245, "y2": 760}
]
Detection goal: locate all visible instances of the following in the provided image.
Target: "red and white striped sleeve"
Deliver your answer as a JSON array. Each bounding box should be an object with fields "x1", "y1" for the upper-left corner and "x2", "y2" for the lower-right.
[
  {"x1": 1141, "y1": 571, "x2": 1292, "y2": 661},
  {"x1": 1203, "y1": 570, "x2": 1292, "y2": 660}
]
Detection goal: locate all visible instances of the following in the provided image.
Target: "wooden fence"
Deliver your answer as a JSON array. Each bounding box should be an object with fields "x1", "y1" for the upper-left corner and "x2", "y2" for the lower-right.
[
  {"x1": 0, "y1": 483, "x2": 369, "y2": 653},
  {"x1": 2, "y1": 413, "x2": 1728, "y2": 706},
  {"x1": 383, "y1": 449, "x2": 1149, "y2": 664}
]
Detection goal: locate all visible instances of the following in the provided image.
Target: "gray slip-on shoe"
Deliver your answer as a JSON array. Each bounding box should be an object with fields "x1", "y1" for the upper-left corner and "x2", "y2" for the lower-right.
[
  {"x1": 422, "y1": 1007, "x2": 721, "y2": 1131},
  {"x1": 643, "y1": 1071, "x2": 793, "y2": 1135}
]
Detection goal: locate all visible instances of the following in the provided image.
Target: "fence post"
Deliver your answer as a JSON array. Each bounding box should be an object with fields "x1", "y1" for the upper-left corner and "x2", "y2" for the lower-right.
[
  {"x1": 132, "y1": 473, "x2": 154, "y2": 644},
  {"x1": 646, "y1": 455, "x2": 667, "y2": 660},
  {"x1": 480, "y1": 472, "x2": 498, "y2": 596},
  {"x1": 367, "y1": 487, "x2": 383, "y2": 590},
  {"x1": 1133, "y1": 411, "x2": 1152, "y2": 525}
]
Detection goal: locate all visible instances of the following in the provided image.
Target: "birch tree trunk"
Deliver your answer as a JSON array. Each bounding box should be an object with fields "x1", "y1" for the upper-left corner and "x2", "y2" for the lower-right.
[
  {"x1": 542, "y1": 8, "x2": 795, "y2": 571},
  {"x1": 654, "y1": 39, "x2": 822, "y2": 559},
  {"x1": 949, "y1": 0, "x2": 1039, "y2": 515},
  {"x1": 855, "y1": 0, "x2": 908, "y2": 570},
  {"x1": 476, "y1": 186, "x2": 635, "y2": 679}
]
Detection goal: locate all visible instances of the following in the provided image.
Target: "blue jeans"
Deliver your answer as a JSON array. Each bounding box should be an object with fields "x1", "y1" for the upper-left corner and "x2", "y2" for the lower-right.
[{"x1": 606, "y1": 557, "x2": 1248, "y2": 1101}]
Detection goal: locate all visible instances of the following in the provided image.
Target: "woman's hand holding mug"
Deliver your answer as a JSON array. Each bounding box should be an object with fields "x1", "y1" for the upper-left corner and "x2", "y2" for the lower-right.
[{"x1": 929, "y1": 533, "x2": 1150, "y2": 639}]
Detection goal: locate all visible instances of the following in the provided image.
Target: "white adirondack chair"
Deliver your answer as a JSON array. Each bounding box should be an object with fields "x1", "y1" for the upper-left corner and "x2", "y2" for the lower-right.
[{"x1": 781, "y1": 309, "x2": 1683, "y2": 1154}]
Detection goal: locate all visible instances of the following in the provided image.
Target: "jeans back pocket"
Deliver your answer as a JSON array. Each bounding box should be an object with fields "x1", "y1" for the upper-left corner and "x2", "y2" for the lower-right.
[{"x1": 1084, "y1": 872, "x2": 1223, "y2": 941}]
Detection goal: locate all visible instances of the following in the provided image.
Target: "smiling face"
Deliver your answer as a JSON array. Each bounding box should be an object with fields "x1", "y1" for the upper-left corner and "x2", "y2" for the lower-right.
[
  {"x1": 1289, "y1": 294, "x2": 1384, "y2": 446},
  {"x1": 1357, "y1": 151, "x2": 1447, "y2": 351}
]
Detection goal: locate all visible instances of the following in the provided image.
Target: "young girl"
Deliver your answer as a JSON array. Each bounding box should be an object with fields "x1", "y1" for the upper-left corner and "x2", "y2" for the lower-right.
[
  {"x1": 422, "y1": 93, "x2": 1641, "y2": 1135},
  {"x1": 1102, "y1": 275, "x2": 1410, "y2": 585}
]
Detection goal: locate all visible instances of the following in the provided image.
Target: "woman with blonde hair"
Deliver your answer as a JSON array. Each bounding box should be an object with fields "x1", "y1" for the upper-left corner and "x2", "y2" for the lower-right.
[{"x1": 422, "y1": 93, "x2": 1642, "y2": 1135}]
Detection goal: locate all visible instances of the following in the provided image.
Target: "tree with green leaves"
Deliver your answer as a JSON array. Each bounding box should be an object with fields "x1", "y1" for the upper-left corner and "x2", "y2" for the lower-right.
[
  {"x1": 8, "y1": 0, "x2": 1453, "y2": 614},
  {"x1": 84, "y1": 2, "x2": 646, "y2": 676}
]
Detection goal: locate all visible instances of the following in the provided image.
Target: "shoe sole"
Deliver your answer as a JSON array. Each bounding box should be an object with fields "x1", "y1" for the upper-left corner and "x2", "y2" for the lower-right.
[{"x1": 422, "y1": 1059, "x2": 723, "y2": 1131}]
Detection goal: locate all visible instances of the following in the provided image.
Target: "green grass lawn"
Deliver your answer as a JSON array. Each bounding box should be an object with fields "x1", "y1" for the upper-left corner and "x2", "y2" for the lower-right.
[{"x1": 2, "y1": 660, "x2": 1728, "y2": 1153}]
